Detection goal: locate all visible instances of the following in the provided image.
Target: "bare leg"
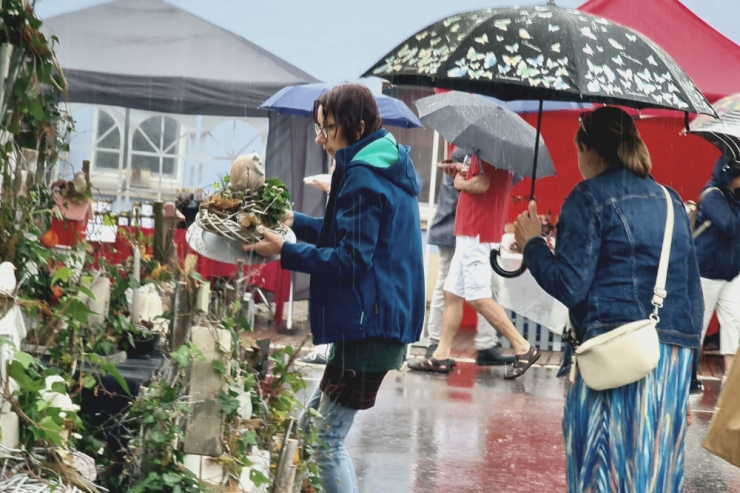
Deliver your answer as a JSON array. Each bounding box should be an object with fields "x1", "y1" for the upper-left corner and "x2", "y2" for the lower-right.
[
  {"x1": 432, "y1": 291, "x2": 464, "y2": 361},
  {"x1": 468, "y1": 297, "x2": 530, "y2": 355},
  {"x1": 725, "y1": 354, "x2": 734, "y2": 376}
]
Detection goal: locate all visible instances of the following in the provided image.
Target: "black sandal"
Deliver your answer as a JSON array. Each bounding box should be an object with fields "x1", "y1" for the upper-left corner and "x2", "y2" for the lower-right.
[
  {"x1": 504, "y1": 345, "x2": 541, "y2": 380},
  {"x1": 408, "y1": 356, "x2": 455, "y2": 374}
]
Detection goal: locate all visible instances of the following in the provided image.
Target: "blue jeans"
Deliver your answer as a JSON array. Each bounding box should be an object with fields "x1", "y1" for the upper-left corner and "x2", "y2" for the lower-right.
[{"x1": 300, "y1": 385, "x2": 360, "y2": 493}]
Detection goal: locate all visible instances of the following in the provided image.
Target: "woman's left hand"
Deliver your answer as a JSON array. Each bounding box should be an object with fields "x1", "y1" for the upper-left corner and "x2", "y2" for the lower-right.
[
  {"x1": 242, "y1": 229, "x2": 285, "y2": 257},
  {"x1": 514, "y1": 200, "x2": 543, "y2": 250}
]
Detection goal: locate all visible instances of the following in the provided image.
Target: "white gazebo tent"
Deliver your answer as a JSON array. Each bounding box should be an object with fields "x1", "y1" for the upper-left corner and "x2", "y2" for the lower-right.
[{"x1": 45, "y1": 0, "x2": 318, "y2": 209}]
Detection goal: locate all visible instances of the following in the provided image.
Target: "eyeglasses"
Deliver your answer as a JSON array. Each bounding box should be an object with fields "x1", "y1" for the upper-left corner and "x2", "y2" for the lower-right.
[{"x1": 314, "y1": 123, "x2": 339, "y2": 139}]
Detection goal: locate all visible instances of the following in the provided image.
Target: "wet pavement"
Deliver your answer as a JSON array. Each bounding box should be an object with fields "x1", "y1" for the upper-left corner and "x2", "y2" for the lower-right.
[{"x1": 298, "y1": 363, "x2": 740, "y2": 493}]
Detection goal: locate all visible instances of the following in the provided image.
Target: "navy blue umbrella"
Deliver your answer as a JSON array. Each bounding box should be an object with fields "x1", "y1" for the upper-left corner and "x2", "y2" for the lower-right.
[{"x1": 260, "y1": 83, "x2": 423, "y2": 129}]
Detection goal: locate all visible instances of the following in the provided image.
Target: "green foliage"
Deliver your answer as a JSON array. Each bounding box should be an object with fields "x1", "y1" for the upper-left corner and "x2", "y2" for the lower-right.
[
  {"x1": 260, "y1": 178, "x2": 292, "y2": 228},
  {"x1": 122, "y1": 346, "x2": 205, "y2": 493}
]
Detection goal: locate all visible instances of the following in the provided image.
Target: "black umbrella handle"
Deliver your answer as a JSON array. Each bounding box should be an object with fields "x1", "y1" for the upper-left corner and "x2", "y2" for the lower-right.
[{"x1": 490, "y1": 247, "x2": 527, "y2": 278}]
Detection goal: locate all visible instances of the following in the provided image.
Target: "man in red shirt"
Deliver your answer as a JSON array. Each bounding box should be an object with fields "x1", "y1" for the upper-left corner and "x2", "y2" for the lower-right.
[{"x1": 409, "y1": 153, "x2": 540, "y2": 378}]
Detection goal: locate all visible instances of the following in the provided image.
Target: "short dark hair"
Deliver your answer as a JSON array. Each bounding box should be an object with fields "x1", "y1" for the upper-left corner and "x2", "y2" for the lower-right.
[{"x1": 313, "y1": 83, "x2": 383, "y2": 145}]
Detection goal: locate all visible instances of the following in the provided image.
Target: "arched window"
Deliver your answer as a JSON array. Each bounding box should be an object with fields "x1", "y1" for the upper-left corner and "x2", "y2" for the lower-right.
[
  {"x1": 199, "y1": 119, "x2": 265, "y2": 189},
  {"x1": 68, "y1": 107, "x2": 123, "y2": 178},
  {"x1": 131, "y1": 116, "x2": 182, "y2": 177}
]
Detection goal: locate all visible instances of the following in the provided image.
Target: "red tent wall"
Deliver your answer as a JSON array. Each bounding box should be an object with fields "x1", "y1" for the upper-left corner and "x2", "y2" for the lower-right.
[
  {"x1": 577, "y1": 0, "x2": 740, "y2": 103},
  {"x1": 505, "y1": 112, "x2": 721, "y2": 224}
]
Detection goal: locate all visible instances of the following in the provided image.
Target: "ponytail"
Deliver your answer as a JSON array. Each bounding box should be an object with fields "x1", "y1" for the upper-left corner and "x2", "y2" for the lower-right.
[
  {"x1": 618, "y1": 132, "x2": 651, "y2": 178},
  {"x1": 576, "y1": 107, "x2": 652, "y2": 178}
]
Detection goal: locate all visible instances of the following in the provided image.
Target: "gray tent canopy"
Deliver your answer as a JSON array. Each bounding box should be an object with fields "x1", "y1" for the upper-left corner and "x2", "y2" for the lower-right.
[{"x1": 45, "y1": 0, "x2": 319, "y2": 117}]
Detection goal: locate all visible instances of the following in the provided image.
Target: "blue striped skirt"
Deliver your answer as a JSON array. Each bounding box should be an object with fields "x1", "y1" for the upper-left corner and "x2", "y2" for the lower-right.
[{"x1": 563, "y1": 343, "x2": 692, "y2": 493}]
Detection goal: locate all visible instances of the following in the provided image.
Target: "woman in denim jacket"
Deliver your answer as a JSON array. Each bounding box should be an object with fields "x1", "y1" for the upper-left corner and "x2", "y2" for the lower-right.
[{"x1": 514, "y1": 107, "x2": 703, "y2": 493}]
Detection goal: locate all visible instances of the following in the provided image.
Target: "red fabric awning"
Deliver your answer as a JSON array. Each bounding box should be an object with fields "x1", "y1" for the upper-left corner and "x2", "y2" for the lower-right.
[{"x1": 578, "y1": 0, "x2": 740, "y2": 103}]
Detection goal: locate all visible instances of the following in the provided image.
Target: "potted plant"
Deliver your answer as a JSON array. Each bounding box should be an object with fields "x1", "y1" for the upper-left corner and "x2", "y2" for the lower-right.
[{"x1": 110, "y1": 313, "x2": 158, "y2": 357}]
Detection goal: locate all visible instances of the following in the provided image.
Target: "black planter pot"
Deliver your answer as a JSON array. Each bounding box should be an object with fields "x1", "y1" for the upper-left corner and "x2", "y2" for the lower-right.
[{"x1": 121, "y1": 332, "x2": 161, "y2": 357}]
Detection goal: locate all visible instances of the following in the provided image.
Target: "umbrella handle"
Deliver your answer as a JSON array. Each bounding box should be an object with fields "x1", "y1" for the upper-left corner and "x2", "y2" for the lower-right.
[{"x1": 490, "y1": 247, "x2": 527, "y2": 278}]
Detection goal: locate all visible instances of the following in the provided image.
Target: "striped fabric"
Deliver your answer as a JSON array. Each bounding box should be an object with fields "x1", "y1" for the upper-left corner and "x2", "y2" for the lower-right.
[{"x1": 563, "y1": 343, "x2": 692, "y2": 493}]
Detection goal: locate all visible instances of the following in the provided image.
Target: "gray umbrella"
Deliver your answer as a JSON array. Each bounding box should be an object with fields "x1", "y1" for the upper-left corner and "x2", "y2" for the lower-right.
[{"x1": 415, "y1": 91, "x2": 555, "y2": 179}]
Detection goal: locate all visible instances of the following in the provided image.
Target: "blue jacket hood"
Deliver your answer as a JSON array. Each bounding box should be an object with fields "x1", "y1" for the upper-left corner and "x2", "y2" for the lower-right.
[
  {"x1": 335, "y1": 129, "x2": 422, "y2": 198},
  {"x1": 694, "y1": 156, "x2": 740, "y2": 280},
  {"x1": 708, "y1": 156, "x2": 740, "y2": 193}
]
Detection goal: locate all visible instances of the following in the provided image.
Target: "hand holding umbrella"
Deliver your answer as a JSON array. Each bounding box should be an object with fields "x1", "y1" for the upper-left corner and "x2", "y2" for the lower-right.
[{"x1": 514, "y1": 201, "x2": 544, "y2": 252}]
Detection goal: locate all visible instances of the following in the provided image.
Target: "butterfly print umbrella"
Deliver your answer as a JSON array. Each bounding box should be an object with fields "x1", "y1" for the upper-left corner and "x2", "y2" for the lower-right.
[
  {"x1": 364, "y1": 3, "x2": 717, "y2": 277},
  {"x1": 364, "y1": 4, "x2": 715, "y2": 117}
]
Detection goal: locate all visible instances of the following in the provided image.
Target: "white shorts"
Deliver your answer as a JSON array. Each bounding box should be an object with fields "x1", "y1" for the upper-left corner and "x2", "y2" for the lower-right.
[{"x1": 443, "y1": 236, "x2": 494, "y2": 301}]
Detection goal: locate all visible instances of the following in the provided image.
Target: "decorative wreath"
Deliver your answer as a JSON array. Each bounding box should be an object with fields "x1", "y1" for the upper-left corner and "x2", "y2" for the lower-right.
[{"x1": 196, "y1": 176, "x2": 292, "y2": 244}]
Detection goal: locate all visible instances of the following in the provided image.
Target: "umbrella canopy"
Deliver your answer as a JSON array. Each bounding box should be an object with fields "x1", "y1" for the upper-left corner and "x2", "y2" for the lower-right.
[
  {"x1": 364, "y1": 5, "x2": 716, "y2": 117},
  {"x1": 415, "y1": 92, "x2": 556, "y2": 179},
  {"x1": 260, "y1": 83, "x2": 423, "y2": 128},
  {"x1": 689, "y1": 93, "x2": 740, "y2": 163}
]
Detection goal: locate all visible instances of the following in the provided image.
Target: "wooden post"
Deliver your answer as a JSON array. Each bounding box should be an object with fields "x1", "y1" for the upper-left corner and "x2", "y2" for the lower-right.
[
  {"x1": 170, "y1": 281, "x2": 191, "y2": 351},
  {"x1": 153, "y1": 200, "x2": 164, "y2": 262},
  {"x1": 82, "y1": 159, "x2": 91, "y2": 190}
]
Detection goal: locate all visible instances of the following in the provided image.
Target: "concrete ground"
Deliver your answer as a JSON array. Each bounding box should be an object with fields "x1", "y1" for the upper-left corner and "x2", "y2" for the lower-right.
[
  {"x1": 256, "y1": 301, "x2": 737, "y2": 492},
  {"x1": 295, "y1": 364, "x2": 739, "y2": 493}
]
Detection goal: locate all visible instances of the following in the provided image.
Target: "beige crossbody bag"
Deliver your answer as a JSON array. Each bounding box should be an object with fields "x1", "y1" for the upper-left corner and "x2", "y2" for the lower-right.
[{"x1": 567, "y1": 186, "x2": 673, "y2": 391}]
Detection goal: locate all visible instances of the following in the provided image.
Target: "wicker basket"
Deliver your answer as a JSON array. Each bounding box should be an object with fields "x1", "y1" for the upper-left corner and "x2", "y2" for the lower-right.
[{"x1": 195, "y1": 208, "x2": 288, "y2": 243}]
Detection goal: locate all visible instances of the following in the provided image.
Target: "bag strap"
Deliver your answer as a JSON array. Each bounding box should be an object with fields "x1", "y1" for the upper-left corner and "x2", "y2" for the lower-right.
[{"x1": 650, "y1": 186, "x2": 674, "y2": 320}]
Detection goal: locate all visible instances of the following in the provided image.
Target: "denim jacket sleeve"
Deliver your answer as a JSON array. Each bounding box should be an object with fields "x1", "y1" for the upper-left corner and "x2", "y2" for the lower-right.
[
  {"x1": 523, "y1": 185, "x2": 601, "y2": 308},
  {"x1": 280, "y1": 167, "x2": 381, "y2": 280},
  {"x1": 684, "y1": 213, "x2": 705, "y2": 333}
]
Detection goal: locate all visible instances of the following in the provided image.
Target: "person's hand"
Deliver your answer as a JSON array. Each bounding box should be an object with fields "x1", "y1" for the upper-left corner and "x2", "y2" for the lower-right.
[
  {"x1": 514, "y1": 200, "x2": 542, "y2": 250},
  {"x1": 242, "y1": 229, "x2": 285, "y2": 257},
  {"x1": 438, "y1": 160, "x2": 463, "y2": 177},
  {"x1": 282, "y1": 210, "x2": 294, "y2": 228}
]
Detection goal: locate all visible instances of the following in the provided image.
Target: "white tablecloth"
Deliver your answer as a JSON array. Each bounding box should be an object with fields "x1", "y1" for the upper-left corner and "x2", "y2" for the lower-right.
[{"x1": 491, "y1": 239, "x2": 568, "y2": 335}]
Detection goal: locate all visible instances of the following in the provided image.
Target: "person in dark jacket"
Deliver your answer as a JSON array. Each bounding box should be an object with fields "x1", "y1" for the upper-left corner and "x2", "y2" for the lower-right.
[
  {"x1": 245, "y1": 83, "x2": 424, "y2": 493},
  {"x1": 515, "y1": 107, "x2": 702, "y2": 492},
  {"x1": 690, "y1": 156, "x2": 740, "y2": 392}
]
